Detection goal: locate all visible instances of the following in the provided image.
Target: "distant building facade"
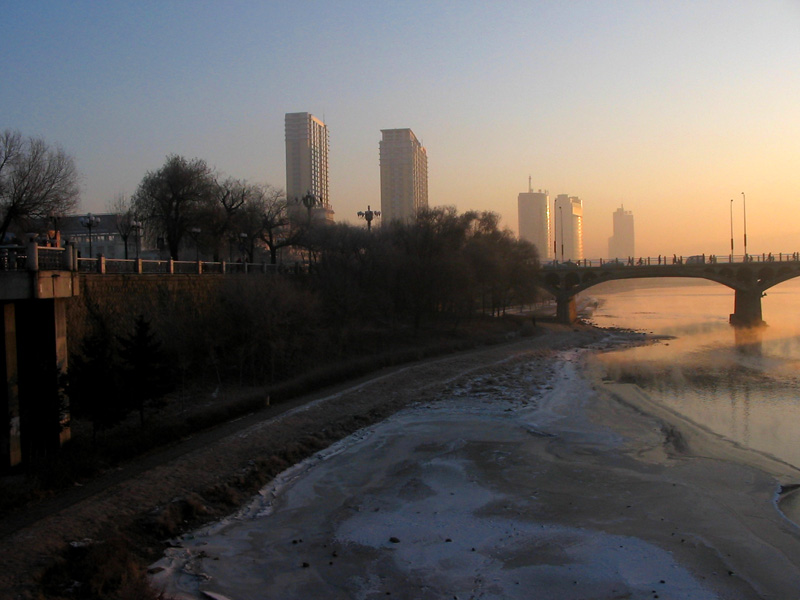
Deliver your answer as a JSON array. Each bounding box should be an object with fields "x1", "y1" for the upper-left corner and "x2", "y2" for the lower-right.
[
  {"x1": 285, "y1": 112, "x2": 334, "y2": 224},
  {"x1": 608, "y1": 205, "x2": 634, "y2": 259},
  {"x1": 60, "y1": 214, "x2": 145, "y2": 259},
  {"x1": 518, "y1": 179, "x2": 551, "y2": 260},
  {"x1": 379, "y1": 128, "x2": 428, "y2": 223},
  {"x1": 553, "y1": 194, "x2": 584, "y2": 262}
]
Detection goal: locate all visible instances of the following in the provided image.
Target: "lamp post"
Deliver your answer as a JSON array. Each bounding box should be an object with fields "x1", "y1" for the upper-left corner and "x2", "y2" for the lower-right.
[
  {"x1": 357, "y1": 205, "x2": 381, "y2": 230},
  {"x1": 79, "y1": 213, "x2": 101, "y2": 258},
  {"x1": 190, "y1": 227, "x2": 201, "y2": 262},
  {"x1": 131, "y1": 221, "x2": 142, "y2": 259},
  {"x1": 553, "y1": 200, "x2": 557, "y2": 261},
  {"x1": 238, "y1": 232, "x2": 248, "y2": 263},
  {"x1": 742, "y1": 191, "x2": 747, "y2": 260},
  {"x1": 730, "y1": 199, "x2": 734, "y2": 261},
  {"x1": 301, "y1": 192, "x2": 317, "y2": 225},
  {"x1": 559, "y1": 205, "x2": 564, "y2": 262}
]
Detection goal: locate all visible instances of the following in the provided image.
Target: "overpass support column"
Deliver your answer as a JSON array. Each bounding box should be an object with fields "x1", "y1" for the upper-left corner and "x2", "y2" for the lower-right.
[
  {"x1": 556, "y1": 294, "x2": 577, "y2": 325},
  {"x1": 11, "y1": 299, "x2": 71, "y2": 467},
  {"x1": 0, "y1": 304, "x2": 21, "y2": 468},
  {"x1": 730, "y1": 289, "x2": 764, "y2": 327}
]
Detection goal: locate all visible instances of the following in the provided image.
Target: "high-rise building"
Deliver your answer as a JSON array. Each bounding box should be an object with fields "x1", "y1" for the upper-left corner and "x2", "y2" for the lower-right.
[
  {"x1": 553, "y1": 194, "x2": 584, "y2": 262},
  {"x1": 518, "y1": 177, "x2": 551, "y2": 261},
  {"x1": 379, "y1": 128, "x2": 428, "y2": 223},
  {"x1": 608, "y1": 205, "x2": 634, "y2": 260},
  {"x1": 285, "y1": 112, "x2": 334, "y2": 224}
]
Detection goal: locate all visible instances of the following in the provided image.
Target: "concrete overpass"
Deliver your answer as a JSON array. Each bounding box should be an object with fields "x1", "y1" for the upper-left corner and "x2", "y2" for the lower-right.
[
  {"x1": 1, "y1": 243, "x2": 80, "y2": 468},
  {"x1": 538, "y1": 256, "x2": 800, "y2": 326}
]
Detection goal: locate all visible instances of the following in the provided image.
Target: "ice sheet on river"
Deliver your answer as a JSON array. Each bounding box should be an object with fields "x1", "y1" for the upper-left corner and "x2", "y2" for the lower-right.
[{"x1": 151, "y1": 344, "x2": 800, "y2": 600}]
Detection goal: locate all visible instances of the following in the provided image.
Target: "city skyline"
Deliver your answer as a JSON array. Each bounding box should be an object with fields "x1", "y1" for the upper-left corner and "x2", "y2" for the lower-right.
[{"x1": 2, "y1": 2, "x2": 799, "y2": 258}]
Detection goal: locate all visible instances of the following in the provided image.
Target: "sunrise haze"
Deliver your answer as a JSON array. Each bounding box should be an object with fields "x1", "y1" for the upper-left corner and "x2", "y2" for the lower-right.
[{"x1": 2, "y1": 1, "x2": 798, "y2": 258}]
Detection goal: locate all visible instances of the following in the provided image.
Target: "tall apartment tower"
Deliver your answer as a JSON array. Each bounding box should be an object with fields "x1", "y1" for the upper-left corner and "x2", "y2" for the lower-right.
[
  {"x1": 285, "y1": 112, "x2": 334, "y2": 224},
  {"x1": 608, "y1": 205, "x2": 634, "y2": 259},
  {"x1": 553, "y1": 194, "x2": 584, "y2": 262},
  {"x1": 379, "y1": 128, "x2": 428, "y2": 223},
  {"x1": 517, "y1": 177, "x2": 551, "y2": 260}
]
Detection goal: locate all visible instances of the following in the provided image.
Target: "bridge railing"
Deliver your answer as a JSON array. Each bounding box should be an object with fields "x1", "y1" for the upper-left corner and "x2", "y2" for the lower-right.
[
  {"x1": 544, "y1": 252, "x2": 800, "y2": 269},
  {"x1": 0, "y1": 243, "x2": 292, "y2": 275}
]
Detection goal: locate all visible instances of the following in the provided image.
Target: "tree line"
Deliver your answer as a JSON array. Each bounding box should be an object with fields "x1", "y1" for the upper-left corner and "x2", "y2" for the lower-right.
[{"x1": 2, "y1": 131, "x2": 541, "y2": 426}]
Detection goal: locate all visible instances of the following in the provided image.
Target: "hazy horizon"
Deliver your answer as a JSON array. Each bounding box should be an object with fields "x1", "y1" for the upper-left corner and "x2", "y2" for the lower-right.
[{"x1": 2, "y1": 1, "x2": 798, "y2": 258}]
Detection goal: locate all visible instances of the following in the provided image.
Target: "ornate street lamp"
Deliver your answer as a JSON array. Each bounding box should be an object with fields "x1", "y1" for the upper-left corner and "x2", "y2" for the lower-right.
[
  {"x1": 302, "y1": 192, "x2": 318, "y2": 224},
  {"x1": 79, "y1": 213, "x2": 101, "y2": 258},
  {"x1": 357, "y1": 205, "x2": 381, "y2": 230}
]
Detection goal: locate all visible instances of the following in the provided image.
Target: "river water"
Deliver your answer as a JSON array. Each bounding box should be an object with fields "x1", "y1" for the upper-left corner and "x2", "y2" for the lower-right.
[{"x1": 586, "y1": 277, "x2": 800, "y2": 470}]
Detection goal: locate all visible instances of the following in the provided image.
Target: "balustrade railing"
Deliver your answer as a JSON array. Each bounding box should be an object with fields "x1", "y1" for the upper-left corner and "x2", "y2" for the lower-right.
[
  {"x1": 9, "y1": 244, "x2": 797, "y2": 276},
  {"x1": 544, "y1": 252, "x2": 800, "y2": 269}
]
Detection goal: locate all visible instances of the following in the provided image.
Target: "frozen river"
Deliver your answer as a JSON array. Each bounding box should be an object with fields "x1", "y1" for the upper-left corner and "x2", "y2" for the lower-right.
[{"x1": 151, "y1": 322, "x2": 800, "y2": 599}]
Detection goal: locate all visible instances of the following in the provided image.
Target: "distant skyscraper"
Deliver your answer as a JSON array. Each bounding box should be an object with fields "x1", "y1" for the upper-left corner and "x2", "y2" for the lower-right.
[
  {"x1": 554, "y1": 194, "x2": 584, "y2": 262},
  {"x1": 518, "y1": 177, "x2": 551, "y2": 261},
  {"x1": 608, "y1": 205, "x2": 635, "y2": 259},
  {"x1": 379, "y1": 128, "x2": 428, "y2": 223},
  {"x1": 285, "y1": 112, "x2": 334, "y2": 224}
]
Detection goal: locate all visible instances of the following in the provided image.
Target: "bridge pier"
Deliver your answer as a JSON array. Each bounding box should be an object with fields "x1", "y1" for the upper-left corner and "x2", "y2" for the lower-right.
[
  {"x1": 556, "y1": 294, "x2": 577, "y2": 325},
  {"x1": 730, "y1": 289, "x2": 765, "y2": 328},
  {"x1": 0, "y1": 298, "x2": 71, "y2": 469}
]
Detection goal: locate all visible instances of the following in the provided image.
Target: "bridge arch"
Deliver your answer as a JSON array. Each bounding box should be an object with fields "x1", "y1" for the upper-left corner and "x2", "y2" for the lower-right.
[{"x1": 538, "y1": 260, "x2": 800, "y2": 326}]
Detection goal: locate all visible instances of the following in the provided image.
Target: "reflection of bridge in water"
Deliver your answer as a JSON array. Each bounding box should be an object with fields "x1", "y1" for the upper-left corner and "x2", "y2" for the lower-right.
[{"x1": 538, "y1": 254, "x2": 800, "y2": 326}]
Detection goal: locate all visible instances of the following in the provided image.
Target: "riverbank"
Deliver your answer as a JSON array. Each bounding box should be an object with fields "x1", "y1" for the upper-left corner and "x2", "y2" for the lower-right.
[
  {"x1": 0, "y1": 323, "x2": 607, "y2": 599},
  {"x1": 151, "y1": 326, "x2": 800, "y2": 599}
]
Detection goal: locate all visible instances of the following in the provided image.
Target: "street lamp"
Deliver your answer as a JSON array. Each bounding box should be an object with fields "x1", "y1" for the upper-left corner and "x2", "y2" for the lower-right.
[
  {"x1": 79, "y1": 213, "x2": 101, "y2": 258},
  {"x1": 189, "y1": 227, "x2": 201, "y2": 262},
  {"x1": 238, "y1": 232, "x2": 248, "y2": 263},
  {"x1": 742, "y1": 191, "x2": 747, "y2": 260},
  {"x1": 357, "y1": 205, "x2": 381, "y2": 230},
  {"x1": 553, "y1": 199, "x2": 557, "y2": 261},
  {"x1": 730, "y1": 199, "x2": 734, "y2": 261},
  {"x1": 131, "y1": 221, "x2": 142, "y2": 259},
  {"x1": 301, "y1": 192, "x2": 318, "y2": 224}
]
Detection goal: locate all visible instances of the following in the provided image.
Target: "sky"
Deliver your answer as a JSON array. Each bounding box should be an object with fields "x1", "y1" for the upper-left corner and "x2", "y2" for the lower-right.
[{"x1": 2, "y1": 1, "x2": 799, "y2": 258}]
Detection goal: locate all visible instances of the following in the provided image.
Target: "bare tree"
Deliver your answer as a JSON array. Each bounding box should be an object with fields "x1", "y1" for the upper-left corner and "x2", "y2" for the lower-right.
[
  {"x1": 132, "y1": 155, "x2": 214, "y2": 260},
  {"x1": 200, "y1": 177, "x2": 251, "y2": 261},
  {"x1": 251, "y1": 185, "x2": 295, "y2": 265},
  {"x1": 0, "y1": 129, "x2": 80, "y2": 242},
  {"x1": 109, "y1": 193, "x2": 139, "y2": 259}
]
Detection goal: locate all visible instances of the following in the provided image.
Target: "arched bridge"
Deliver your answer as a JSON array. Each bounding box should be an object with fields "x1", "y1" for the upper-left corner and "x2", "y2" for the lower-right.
[{"x1": 538, "y1": 256, "x2": 800, "y2": 326}]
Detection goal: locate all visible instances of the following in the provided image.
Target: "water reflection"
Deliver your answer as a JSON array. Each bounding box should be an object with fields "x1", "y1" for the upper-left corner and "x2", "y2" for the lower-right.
[
  {"x1": 589, "y1": 280, "x2": 800, "y2": 469},
  {"x1": 734, "y1": 327, "x2": 763, "y2": 356}
]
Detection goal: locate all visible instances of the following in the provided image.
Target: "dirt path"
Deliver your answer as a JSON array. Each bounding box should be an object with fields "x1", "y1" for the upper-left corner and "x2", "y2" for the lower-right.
[{"x1": 0, "y1": 325, "x2": 606, "y2": 599}]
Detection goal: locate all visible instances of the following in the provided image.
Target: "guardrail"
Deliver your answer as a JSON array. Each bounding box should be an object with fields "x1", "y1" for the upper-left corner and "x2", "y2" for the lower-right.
[{"x1": 0, "y1": 242, "x2": 289, "y2": 275}]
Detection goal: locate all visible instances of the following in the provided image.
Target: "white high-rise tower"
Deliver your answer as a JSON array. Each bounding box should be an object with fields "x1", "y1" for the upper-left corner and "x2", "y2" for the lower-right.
[
  {"x1": 379, "y1": 128, "x2": 428, "y2": 223},
  {"x1": 285, "y1": 112, "x2": 333, "y2": 223},
  {"x1": 517, "y1": 176, "x2": 551, "y2": 260},
  {"x1": 553, "y1": 194, "x2": 584, "y2": 262},
  {"x1": 608, "y1": 205, "x2": 634, "y2": 259}
]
